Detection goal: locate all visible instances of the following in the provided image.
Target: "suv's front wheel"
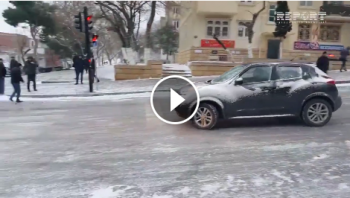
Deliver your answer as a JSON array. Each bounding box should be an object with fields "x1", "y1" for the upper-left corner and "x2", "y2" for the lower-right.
[
  {"x1": 193, "y1": 103, "x2": 219, "y2": 130},
  {"x1": 302, "y1": 99, "x2": 332, "y2": 127}
]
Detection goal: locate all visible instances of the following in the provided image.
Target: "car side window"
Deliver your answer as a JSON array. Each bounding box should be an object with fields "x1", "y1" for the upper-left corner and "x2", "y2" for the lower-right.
[
  {"x1": 240, "y1": 66, "x2": 272, "y2": 84},
  {"x1": 276, "y1": 66, "x2": 302, "y2": 80}
]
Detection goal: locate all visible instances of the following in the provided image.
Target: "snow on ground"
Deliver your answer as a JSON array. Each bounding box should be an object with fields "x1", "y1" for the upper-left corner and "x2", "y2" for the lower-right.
[
  {"x1": 0, "y1": 92, "x2": 150, "y2": 102},
  {"x1": 188, "y1": 61, "x2": 234, "y2": 65},
  {"x1": 96, "y1": 65, "x2": 115, "y2": 81},
  {"x1": 163, "y1": 64, "x2": 192, "y2": 76}
]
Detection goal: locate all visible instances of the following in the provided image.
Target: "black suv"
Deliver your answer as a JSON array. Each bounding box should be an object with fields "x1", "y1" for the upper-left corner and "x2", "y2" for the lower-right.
[{"x1": 176, "y1": 62, "x2": 342, "y2": 130}]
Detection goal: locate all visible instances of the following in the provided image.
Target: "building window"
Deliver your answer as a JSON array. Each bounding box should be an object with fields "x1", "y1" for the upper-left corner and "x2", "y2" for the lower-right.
[
  {"x1": 300, "y1": 1, "x2": 313, "y2": 6},
  {"x1": 240, "y1": 0, "x2": 253, "y2": 4},
  {"x1": 298, "y1": 24, "x2": 311, "y2": 40},
  {"x1": 320, "y1": 25, "x2": 341, "y2": 42},
  {"x1": 172, "y1": 20, "x2": 179, "y2": 30},
  {"x1": 268, "y1": 4, "x2": 277, "y2": 23},
  {"x1": 206, "y1": 19, "x2": 229, "y2": 37},
  {"x1": 173, "y1": 7, "x2": 179, "y2": 14},
  {"x1": 238, "y1": 22, "x2": 250, "y2": 37}
]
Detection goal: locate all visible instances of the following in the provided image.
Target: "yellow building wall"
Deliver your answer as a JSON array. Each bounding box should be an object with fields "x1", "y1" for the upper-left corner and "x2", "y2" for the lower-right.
[{"x1": 178, "y1": 1, "x2": 350, "y2": 63}]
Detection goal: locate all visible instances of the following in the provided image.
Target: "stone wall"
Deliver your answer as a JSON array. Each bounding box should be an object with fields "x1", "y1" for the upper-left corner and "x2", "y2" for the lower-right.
[
  {"x1": 189, "y1": 61, "x2": 238, "y2": 76},
  {"x1": 114, "y1": 60, "x2": 163, "y2": 80},
  {"x1": 189, "y1": 59, "x2": 343, "y2": 77},
  {"x1": 177, "y1": 47, "x2": 265, "y2": 64},
  {"x1": 177, "y1": 46, "x2": 342, "y2": 64}
]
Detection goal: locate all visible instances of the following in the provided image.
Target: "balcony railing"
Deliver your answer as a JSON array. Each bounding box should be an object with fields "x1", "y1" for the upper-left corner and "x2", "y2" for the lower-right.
[{"x1": 320, "y1": 1, "x2": 350, "y2": 17}]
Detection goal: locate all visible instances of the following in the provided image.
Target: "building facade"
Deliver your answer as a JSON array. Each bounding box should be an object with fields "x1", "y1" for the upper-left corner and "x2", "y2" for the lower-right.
[
  {"x1": 177, "y1": 1, "x2": 350, "y2": 64},
  {"x1": 0, "y1": 32, "x2": 60, "y2": 68}
]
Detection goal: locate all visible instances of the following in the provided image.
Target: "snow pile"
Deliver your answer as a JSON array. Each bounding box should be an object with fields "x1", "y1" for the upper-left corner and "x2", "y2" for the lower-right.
[
  {"x1": 163, "y1": 64, "x2": 191, "y2": 72},
  {"x1": 96, "y1": 65, "x2": 116, "y2": 81},
  {"x1": 162, "y1": 63, "x2": 192, "y2": 76},
  {"x1": 188, "y1": 61, "x2": 234, "y2": 66}
]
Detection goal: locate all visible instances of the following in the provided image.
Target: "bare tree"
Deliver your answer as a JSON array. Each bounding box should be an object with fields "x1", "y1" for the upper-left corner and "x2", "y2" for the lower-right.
[
  {"x1": 95, "y1": 1, "x2": 149, "y2": 49},
  {"x1": 15, "y1": 34, "x2": 30, "y2": 63},
  {"x1": 145, "y1": 1, "x2": 157, "y2": 49},
  {"x1": 49, "y1": 1, "x2": 90, "y2": 54},
  {"x1": 240, "y1": 1, "x2": 266, "y2": 58}
]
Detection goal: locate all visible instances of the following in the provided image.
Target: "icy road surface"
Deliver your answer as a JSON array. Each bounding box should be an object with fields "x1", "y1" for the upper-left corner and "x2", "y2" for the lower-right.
[{"x1": 1, "y1": 97, "x2": 350, "y2": 198}]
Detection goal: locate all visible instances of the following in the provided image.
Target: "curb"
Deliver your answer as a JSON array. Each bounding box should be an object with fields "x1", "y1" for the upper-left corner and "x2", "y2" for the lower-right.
[
  {"x1": 41, "y1": 81, "x2": 74, "y2": 84},
  {"x1": 12, "y1": 90, "x2": 153, "y2": 98},
  {"x1": 6, "y1": 81, "x2": 350, "y2": 99}
]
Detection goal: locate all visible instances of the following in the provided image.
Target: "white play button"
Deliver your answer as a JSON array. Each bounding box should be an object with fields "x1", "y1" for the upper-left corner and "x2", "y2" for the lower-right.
[
  {"x1": 150, "y1": 75, "x2": 200, "y2": 125},
  {"x1": 170, "y1": 89, "x2": 185, "y2": 111}
]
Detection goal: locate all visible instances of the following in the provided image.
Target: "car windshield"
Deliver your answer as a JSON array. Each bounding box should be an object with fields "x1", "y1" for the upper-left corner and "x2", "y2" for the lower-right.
[{"x1": 211, "y1": 64, "x2": 248, "y2": 83}]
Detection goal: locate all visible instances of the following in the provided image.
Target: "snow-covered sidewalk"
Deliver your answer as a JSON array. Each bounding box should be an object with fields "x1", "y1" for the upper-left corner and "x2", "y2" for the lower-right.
[
  {"x1": 2, "y1": 74, "x2": 214, "y2": 98},
  {"x1": 1, "y1": 68, "x2": 350, "y2": 98}
]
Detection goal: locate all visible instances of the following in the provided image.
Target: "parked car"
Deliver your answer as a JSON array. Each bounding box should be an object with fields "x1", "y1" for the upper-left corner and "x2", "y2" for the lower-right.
[{"x1": 175, "y1": 62, "x2": 342, "y2": 130}]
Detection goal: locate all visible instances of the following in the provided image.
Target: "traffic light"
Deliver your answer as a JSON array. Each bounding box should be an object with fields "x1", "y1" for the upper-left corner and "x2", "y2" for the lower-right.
[
  {"x1": 86, "y1": 15, "x2": 93, "y2": 31},
  {"x1": 92, "y1": 34, "x2": 98, "y2": 45},
  {"x1": 74, "y1": 12, "x2": 82, "y2": 32}
]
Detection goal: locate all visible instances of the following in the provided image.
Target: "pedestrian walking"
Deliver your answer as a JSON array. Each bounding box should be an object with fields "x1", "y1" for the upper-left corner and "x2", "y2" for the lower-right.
[
  {"x1": 23, "y1": 56, "x2": 38, "y2": 92},
  {"x1": 10, "y1": 56, "x2": 19, "y2": 70},
  {"x1": 340, "y1": 47, "x2": 350, "y2": 72},
  {"x1": 0, "y1": 58, "x2": 7, "y2": 95},
  {"x1": 316, "y1": 51, "x2": 329, "y2": 74},
  {"x1": 10, "y1": 64, "x2": 24, "y2": 103},
  {"x1": 73, "y1": 55, "x2": 85, "y2": 84}
]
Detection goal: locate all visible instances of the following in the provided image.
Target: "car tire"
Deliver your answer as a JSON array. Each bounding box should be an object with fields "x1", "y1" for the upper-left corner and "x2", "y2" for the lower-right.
[
  {"x1": 301, "y1": 99, "x2": 332, "y2": 127},
  {"x1": 192, "y1": 103, "x2": 219, "y2": 130}
]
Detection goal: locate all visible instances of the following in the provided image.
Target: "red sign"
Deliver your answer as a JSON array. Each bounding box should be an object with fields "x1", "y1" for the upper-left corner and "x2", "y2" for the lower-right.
[{"x1": 201, "y1": 39, "x2": 235, "y2": 48}]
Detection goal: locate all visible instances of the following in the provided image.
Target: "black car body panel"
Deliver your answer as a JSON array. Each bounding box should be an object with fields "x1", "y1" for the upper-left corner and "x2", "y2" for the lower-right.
[{"x1": 177, "y1": 62, "x2": 342, "y2": 120}]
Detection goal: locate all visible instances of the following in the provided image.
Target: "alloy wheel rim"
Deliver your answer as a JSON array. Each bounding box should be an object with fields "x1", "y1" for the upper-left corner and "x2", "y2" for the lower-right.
[
  {"x1": 307, "y1": 103, "x2": 329, "y2": 124},
  {"x1": 194, "y1": 107, "x2": 213, "y2": 127}
]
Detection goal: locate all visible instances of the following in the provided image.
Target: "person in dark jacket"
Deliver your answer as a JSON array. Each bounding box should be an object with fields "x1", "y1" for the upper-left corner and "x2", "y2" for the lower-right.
[
  {"x1": 10, "y1": 65, "x2": 24, "y2": 102},
  {"x1": 10, "y1": 57, "x2": 19, "y2": 70},
  {"x1": 340, "y1": 47, "x2": 350, "y2": 72},
  {"x1": 0, "y1": 58, "x2": 6, "y2": 95},
  {"x1": 23, "y1": 56, "x2": 38, "y2": 92},
  {"x1": 316, "y1": 51, "x2": 330, "y2": 74},
  {"x1": 73, "y1": 55, "x2": 85, "y2": 84}
]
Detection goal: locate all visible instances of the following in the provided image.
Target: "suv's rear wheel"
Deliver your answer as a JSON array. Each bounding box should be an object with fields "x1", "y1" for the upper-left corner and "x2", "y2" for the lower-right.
[
  {"x1": 193, "y1": 103, "x2": 218, "y2": 130},
  {"x1": 302, "y1": 99, "x2": 332, "y2": 127}
]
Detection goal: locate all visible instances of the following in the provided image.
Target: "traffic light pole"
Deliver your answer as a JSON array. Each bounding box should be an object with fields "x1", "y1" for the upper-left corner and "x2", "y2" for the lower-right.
[{"x1": 83, "y1": 6, "x2": 93, "y2": 92}]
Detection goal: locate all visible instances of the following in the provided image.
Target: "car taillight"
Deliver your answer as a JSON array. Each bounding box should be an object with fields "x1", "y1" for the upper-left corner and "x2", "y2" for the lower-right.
[{"x1": 327, "y1": 80, "x2": 336, "y2": 85}]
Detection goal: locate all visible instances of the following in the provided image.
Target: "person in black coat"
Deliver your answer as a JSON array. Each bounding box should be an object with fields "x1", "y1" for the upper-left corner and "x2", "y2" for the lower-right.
[
  {"x1": 10, "y1": 65, "x2": 24, "y2": 102},
  {"x1": 0, "y1": 58, "x2": 6, "y2": 95},
  {"x1": 10, "y1": 57, "x2": 19, "y2": 70},
  {"x1": 316, "y1": 51, "x2": 329, "y2": 74},
  {"x1": 73, "y1": 55, "x2": 85, "y2": 84},
  {"x1": 23, "y1": 56, "x2": 38, "y2": 92}
]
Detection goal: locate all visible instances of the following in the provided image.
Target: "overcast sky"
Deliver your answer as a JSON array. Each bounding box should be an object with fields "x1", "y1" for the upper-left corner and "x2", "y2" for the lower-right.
[
  {"x1": 0, "y1": 1, "x2": 18, "y2": 34},
  {"x1": 0, "y1": 1, "x2": 164, "y2": 36}
]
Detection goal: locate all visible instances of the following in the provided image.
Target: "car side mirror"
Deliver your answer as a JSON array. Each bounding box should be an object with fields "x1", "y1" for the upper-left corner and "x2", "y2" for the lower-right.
[
  {"x1": 302, "y1": 72, "x2": 311, "y2": 80},
  {"x1": 234, "y1": 77, "x2": 243, "y2": 85},
  {"x1": 205, "y1": 79, "x2": 212, "y2": 84}
]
